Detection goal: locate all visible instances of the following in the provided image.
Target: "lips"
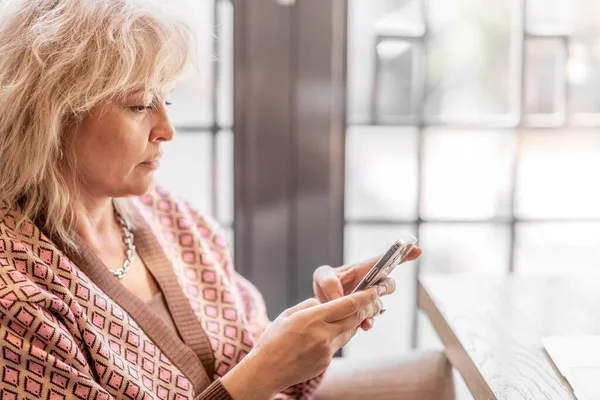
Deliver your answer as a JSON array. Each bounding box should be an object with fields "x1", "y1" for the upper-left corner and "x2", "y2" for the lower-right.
[
  {"x1": 141, "y1": 154, "x2": 162, "y2": 169},
  {"x1": 142, "y1": 152, "x2": 162, "y2": 164}
]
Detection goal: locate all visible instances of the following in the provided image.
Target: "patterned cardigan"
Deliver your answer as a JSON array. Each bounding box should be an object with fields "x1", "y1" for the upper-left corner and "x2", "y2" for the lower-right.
[{"x1": 0, "y1": 187, "x2": 322, "y2": 399}]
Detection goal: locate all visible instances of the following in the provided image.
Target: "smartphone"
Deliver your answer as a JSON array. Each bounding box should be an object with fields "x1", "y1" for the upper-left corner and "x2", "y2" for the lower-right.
[{"x1": 351, "y1": 235, "x2": 418, "y2": 294}]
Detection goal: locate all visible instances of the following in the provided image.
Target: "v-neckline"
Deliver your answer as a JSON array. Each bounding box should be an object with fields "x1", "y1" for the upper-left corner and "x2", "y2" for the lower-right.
[{"x1": 63, "y1": 201, "x2": 215, "y2": 395}]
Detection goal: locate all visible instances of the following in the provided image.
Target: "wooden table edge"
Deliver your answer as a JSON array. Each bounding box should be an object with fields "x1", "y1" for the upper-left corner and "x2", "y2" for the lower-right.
[{"x1": 418, "y1": 280, "x2": 497, "y2": 400}]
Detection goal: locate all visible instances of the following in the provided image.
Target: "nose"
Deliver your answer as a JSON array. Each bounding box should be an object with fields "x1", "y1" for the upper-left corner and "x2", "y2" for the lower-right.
[{"x1": 150, "y1": 104, "x2": 175, "y2": 143}]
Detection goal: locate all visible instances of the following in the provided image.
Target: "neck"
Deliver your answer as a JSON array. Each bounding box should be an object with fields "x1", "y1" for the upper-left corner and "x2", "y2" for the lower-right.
[{"x1": 72, "y1": 193, "x2": 118, "y2": 250}]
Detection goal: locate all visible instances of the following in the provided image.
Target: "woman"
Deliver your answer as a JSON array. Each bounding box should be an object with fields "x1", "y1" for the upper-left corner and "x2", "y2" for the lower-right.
[{"x1": 0, "y1": 1, "x2": 429, "y2": 399}]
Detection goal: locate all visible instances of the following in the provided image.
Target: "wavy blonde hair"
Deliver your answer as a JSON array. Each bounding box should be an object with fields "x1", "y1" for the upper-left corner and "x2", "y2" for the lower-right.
[{"x1": 0, "y1": 0, "x2": 194, "y2": 249}]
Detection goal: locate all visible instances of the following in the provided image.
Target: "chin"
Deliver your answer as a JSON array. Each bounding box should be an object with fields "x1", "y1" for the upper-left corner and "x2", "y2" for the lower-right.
[{"x1": 123, "y1": 178, "x2": 155, "y2": 197}]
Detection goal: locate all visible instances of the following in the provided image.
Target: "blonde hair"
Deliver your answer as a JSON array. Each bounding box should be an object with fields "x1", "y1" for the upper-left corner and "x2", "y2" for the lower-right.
[{"x1": 0, "y1": 0, "x2": 194, "y2": 249}]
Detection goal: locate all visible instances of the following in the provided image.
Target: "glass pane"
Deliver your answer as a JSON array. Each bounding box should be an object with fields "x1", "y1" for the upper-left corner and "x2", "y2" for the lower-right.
[
  {"x1": 155, "y1": 132, "x2": 213, "y2": 215},
  {"x1": 421, "y1": 129, "x2": 515, "y2": 220},
  {"x1": 374, "y1": 39, "x2": 419, "y2": 123},
  {"x1": 516, "y1": 131, "x2": 600, "y2": 219},
  {"x1": 217, "y1": 0, "x2": 233, "y2": 127},
  {"x1": 216, "y1": 130, "x2": 234, "y2": 225},
  {"x1": 527, "y1": 0, "x2": 575, "y2": 36},
  {"x1": 419, "y1": 223, "x2": 510, "y2": 274},
  {"x1": 515, "y1": 222, "x2": 600, "y2": 274},
  {"x1": 569, "y1": 39, "x2": 600, "y2": 121},
  {"x1": 345, "y1": 126, "x2": 418, "y2": 221},
  {"x1": 167, "y1": 0, "x2": 215, "y2": 127},
  {"x1": 524, "y1": 39, "x2": 566, "y2": 126},
  {"x1": 344, "y1": 224, "x2": 417, "y2": 358},
  {"x1": 424, "y1": 0, "x2": 520, "y2": 122},
  {"x1": 347, "y1": 0, "x2": 419, "y2": 124},
  {"x1": 527, "y1": 2, "x2": 600, "y2": 122}
]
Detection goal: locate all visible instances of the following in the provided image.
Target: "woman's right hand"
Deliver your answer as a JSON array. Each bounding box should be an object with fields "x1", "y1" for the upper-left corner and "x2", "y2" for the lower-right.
[{"x1": 221, "y1": 286, "x2": 384, "y2": 399}]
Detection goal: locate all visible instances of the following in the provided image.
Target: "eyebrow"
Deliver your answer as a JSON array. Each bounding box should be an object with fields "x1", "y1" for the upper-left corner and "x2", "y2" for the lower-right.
[
  {"x1": 123, "y1": 89, "x2": 150, "y2": 99},
  {"x1": 124, "y1": 87, "x2": 174, "y2": 102}
]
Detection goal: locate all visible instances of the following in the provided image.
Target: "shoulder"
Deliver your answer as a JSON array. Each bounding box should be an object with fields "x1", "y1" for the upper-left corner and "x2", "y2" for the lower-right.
[
  {"x1": 0, "y1": 207, "x2": 67, "y2": 305},
  {"x1": 133, "y1": 185, "x2": 229, "y2": 250},
  {"x1": 134, "y1": 185, "x2": 235, "y2": 276},
  {"x1": 136, "y1": 185, "x2": 219, "y2": 226}
]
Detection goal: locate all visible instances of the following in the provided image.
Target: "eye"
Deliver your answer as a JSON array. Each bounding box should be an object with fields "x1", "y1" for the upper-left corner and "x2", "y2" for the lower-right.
[{"x1": 130, "y1": 105, "x2": 150, "y2": 113}]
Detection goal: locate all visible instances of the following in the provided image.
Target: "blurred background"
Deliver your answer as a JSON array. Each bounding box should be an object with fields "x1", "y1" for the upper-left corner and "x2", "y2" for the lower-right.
[{"x1": 156, "y1": 0, "x2": 600, "y2": 396}]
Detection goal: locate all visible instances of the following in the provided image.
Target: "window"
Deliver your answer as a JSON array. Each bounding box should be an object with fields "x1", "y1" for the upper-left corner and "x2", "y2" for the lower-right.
[
  {"x1": 344, "y1": 0, "x2": 600, "y2": 359},
  {"x1": 155, "y1": 0, "x2": 234, "y2": 246}
]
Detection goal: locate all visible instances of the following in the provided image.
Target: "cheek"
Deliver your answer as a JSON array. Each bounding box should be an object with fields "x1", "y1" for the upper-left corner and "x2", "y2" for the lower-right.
[
  {"x1": 72, "y1": 105, "x2": 154, "y2": 195},
  {"x1": 73, "y1": 126, "x2": 143, "y2": 179},
  {"x1": 77, "y1": 134, "x2": 133, "y2": 171},
  {"x1": 108, "y1": 134, "x2": 143, "y2": 161}
]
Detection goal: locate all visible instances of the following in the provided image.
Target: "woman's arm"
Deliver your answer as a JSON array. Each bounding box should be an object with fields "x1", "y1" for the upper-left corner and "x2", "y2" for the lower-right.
[
  {"x1": 163, "y1": 193, "x2": 382, "y2": 399},
  {"x1": 234, "y1": 273, "x2": 325, "y2": 399},
  {"x1": 0, "y1": 296, "x2": 240, "y2": 400},
  {"x1": 0, "y1": 298, "x2": 116, "y2": 399},
  {"x1": 179, "y1": 199, "x2": 327, "y2": 399},
  {"x1": 219, "y1": 349, "x2": 279, "y2": 400}
]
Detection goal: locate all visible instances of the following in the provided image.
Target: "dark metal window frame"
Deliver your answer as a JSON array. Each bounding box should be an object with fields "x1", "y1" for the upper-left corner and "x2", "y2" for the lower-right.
[{"x1": 232, "y1": 0, "x2": 347, "y2": 319}]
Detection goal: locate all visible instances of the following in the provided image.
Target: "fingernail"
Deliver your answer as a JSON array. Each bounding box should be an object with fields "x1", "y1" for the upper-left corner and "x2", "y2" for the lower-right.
[{"x1": 377, "y1": 285, "x2": 387, "y2": 295}]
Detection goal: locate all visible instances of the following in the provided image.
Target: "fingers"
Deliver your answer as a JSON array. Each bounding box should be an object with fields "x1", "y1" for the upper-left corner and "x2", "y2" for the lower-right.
[
  {"x1": 316, "y1": 286, "x2": 381, "y2": 323},
  {"x1": 337, "y1": 255, "x2": 380, "y2": 273},
  {"x1": 404, "y1": 247, "x2": 422, "y2": 262},
  {"x1": 361, "y1": 318, "x2": 374, "y2": 331},
  {"x1": 353, "y1": 255, "x2": 381, "y2": 271},
  {"x1": 333, "y1": 299, "x2": 381, "y2": 336},
  {"x1": 376, "y1": 277, "x2": 396, "y2": 297},
  {"x1": 335, "y1": 256, "x2": 381, "y2": 294},
  {"x1": 330, "y1": 290, "x2": 382, "y2": 334},
  {"x1": 313, "y1": 265, "x2": 344, "y2": 302},
  {"x1": 282, "y1": 297, "x2": 320, "y2": 317}
]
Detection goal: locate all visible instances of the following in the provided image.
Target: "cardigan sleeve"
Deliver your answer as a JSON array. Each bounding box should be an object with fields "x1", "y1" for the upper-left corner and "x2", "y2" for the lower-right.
[
  {"x1": 0, "y1": 297, "x2": 116, "y2": 399},
  {"x1": 195, "y1": 379, "x2": 233, "y2": 400},
  {"x1": 0, "y1": 296, "x2": 234, "y2": 400},
  {"x1": 0, "y1": 222, "x2": 232, "y2": 400},
  {"x1": 181, "y1": 200, "x2": 324, "y2": 399}
]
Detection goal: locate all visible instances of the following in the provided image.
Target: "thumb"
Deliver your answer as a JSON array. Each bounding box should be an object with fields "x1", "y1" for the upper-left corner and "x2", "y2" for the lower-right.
[
  {"x1": 282, "y1": 297, "x2": 320, "y2": 317},
  {"x1": 317, "y1": 287, "x2": 380, "y2": 323},
  {"x1": 313, "y1": 265, "x2": 344, "y2": 301}
]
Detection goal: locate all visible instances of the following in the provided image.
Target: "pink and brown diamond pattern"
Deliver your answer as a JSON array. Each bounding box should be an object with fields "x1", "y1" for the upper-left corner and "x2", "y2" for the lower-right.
[
  {"x1": 0, "y1": 208, "x2": 194, "y2": 399},
  {"x1": 140, "y1": 188, "x2": 322, "y2": 398}
]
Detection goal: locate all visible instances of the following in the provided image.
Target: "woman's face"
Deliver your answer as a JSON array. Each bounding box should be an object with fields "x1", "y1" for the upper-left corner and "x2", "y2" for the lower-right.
[{"x1": 70, "y1": 89, "x2": 175, "y2": 199}]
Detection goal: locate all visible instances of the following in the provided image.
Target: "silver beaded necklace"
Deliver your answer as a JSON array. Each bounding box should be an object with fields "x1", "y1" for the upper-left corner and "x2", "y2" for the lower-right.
[{"x1": 111, "y1": 206, "x2": 136, "y2": 280}]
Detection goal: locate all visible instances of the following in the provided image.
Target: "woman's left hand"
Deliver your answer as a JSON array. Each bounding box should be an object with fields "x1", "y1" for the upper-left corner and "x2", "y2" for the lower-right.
[{"x1": 312, "y1": 247, "x2": 422, "y2": 331}]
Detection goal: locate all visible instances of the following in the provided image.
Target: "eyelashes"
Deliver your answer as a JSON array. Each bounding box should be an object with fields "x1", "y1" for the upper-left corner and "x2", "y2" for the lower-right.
[{"x1": 129, "y1": 100, "x2": 172, "y2": 114}]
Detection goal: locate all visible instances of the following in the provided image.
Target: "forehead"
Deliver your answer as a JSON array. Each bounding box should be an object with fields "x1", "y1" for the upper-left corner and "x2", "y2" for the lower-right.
[{"x1": 124, "y1": 82, "x2": 176, "y2": 99}]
